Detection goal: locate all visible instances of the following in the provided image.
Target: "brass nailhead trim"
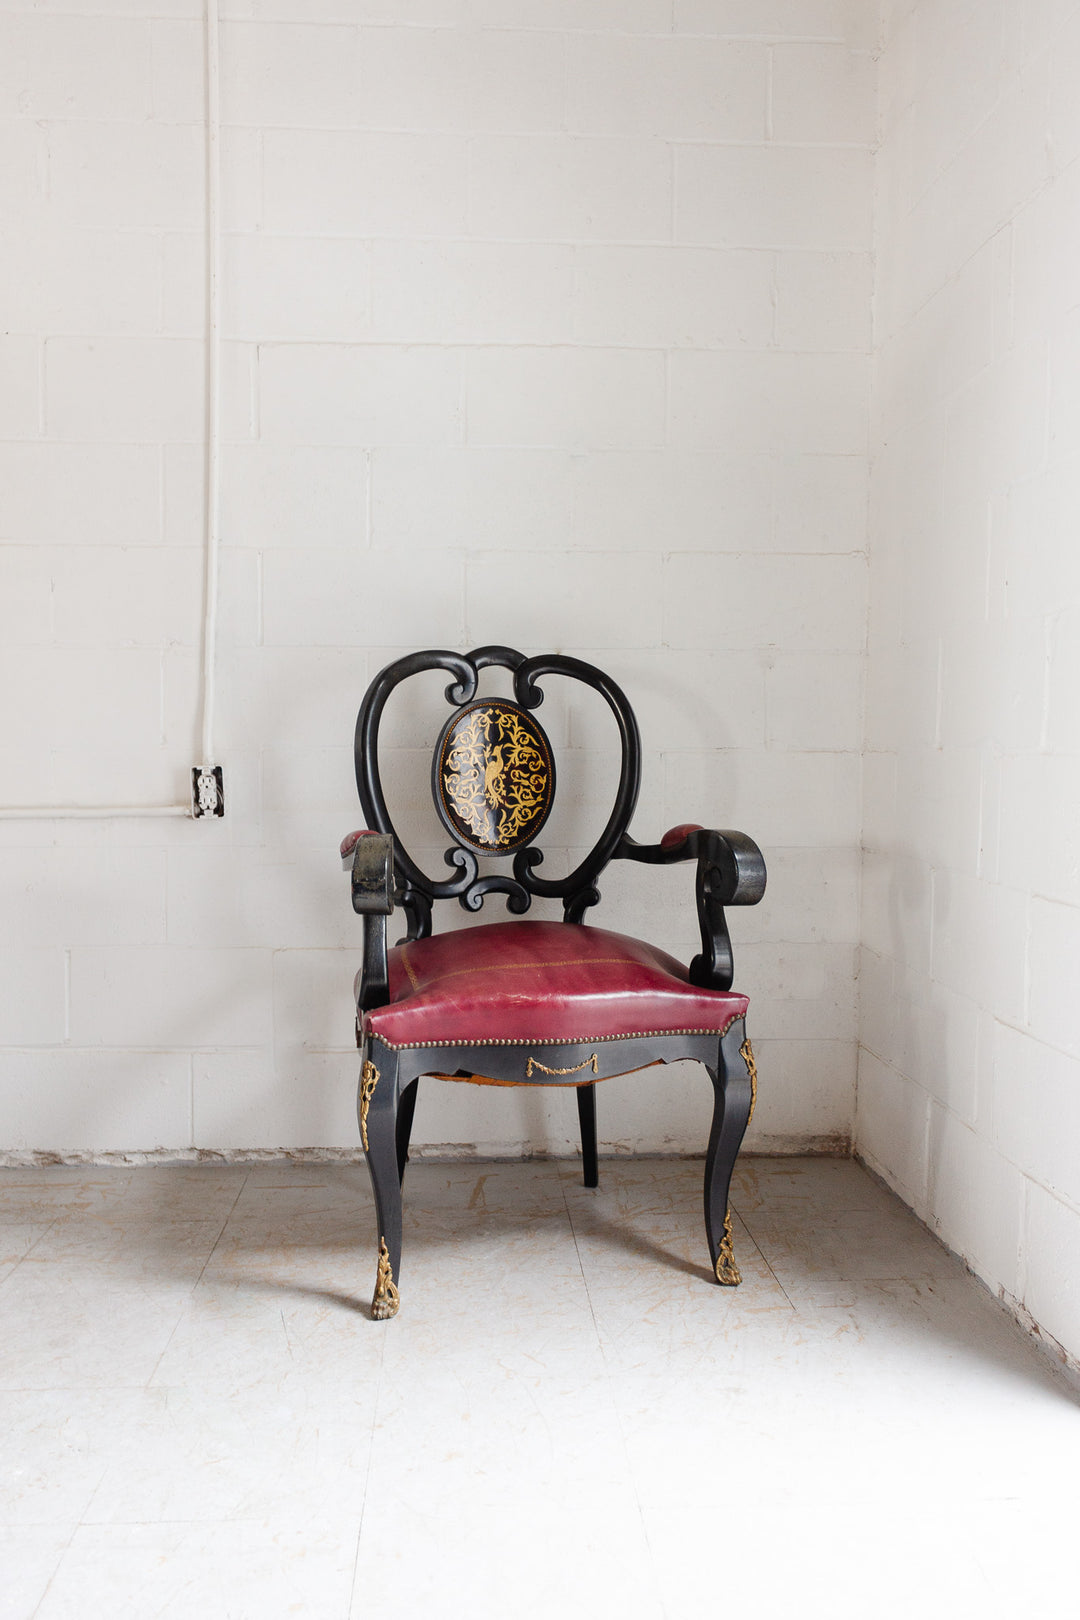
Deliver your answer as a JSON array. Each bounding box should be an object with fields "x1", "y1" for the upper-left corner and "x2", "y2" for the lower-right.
[{"x1": 366, "y1": 1012, "x2": 742, "y2": 1053}]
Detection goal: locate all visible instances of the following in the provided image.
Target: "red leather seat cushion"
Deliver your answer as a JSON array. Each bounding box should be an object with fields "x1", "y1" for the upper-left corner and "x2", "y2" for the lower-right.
[{"x1": 363, "y1": 920, "x2": 748, "y2": 1049}]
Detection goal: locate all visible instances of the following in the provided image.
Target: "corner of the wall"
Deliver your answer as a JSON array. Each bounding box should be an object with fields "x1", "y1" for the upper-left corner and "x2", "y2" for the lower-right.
[
  {"x1": 999, "y1": 1288, "x2": 1080, "y2": 1392},
  {"x1": 855, "y1": 1146, "x2": 1080, "y2": 1396}
]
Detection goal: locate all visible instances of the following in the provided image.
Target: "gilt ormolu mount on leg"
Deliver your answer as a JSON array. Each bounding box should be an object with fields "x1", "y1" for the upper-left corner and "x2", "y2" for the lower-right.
[
  {"x1": 705, "y1": 1021, "x2": 757, "y2": 1285},
  {"x1": 343, "y1": 647, "x2": 767, "y2": 1318},
  {"x1": 356, "y1": 1043, "x2": 403, "y2": 1320}
]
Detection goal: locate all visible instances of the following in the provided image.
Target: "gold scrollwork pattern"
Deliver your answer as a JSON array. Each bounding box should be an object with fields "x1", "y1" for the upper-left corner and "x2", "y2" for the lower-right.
[
  {"x1": 359, "y1": 1058, "x2": 379, "y2": 1151},
  {"x1": 526, "y1": 1053, "x2": 599, "y2": 1079},
  {"x1": 440, "y1": 702, "x2": 552, "y2": 853},
  {"x1": 740, "y1": 1036, "x2": 757, "y2": 1124},
  {"x1": 372, "y1": 1236, "x2": 400, "y2": 1320},
  {"x1": 715, "y1": 1207, "x2": 741, "y2": 1286}
]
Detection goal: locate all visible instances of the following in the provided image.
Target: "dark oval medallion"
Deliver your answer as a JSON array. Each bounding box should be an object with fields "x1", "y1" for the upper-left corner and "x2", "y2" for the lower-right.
[{"x1": 433, "y1": 700, "x2": 555, "y2": 855}]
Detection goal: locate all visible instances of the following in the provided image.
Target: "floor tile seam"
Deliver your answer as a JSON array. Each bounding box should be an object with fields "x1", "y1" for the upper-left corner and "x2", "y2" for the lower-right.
[
  {"x1": 557, "y1": 1172, "x2": 608, "y2": 1358},
  {"x1": 0, "y1": 1520, "x2": 81, "y2": 1536},
  {"x1": 556, "y1": 1171, "x2": 682, "y2": 1620},
  {"x1": 143, "y1": 1170, "x2": 253, "y2": 1390},
  {"x1": 28, "y1": 1517, "x2": 81, "y2": 1620},
  {"x1": 347, "y1": 1332, "x2": 387, "y2": 1620},
  {"x1": 732, "y1": 1206, "x2": 795, "y2": 1308},
  {"x1": 0, "y1": 1215, "x2": 62, "y2": 1292},
  {"x1": 71, "y1": 1451, "x2": 115, "y2": 1542},
  {"x1": 0, "y1": 1385, "x2": 163, "y2": 1397},
  {"x1": 15, "y1": 1218, "x2": 238, "y2": 1224},
  {"x1": 556, "y1": 1166, "x2": 674, "y2": 1609},
  {"x1": 70, "y1": 1514, "x2": 347, "y2": 1529},
  {"x1": 768, "y1": 1269, "x2": 960, "y2": 1284},
  {"x1": 630, "y1": 1477, "x2": 674, "y2": 1620}
]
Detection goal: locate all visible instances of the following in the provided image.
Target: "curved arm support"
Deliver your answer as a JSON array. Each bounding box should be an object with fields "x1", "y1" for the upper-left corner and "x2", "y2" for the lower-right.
[
  {"x1": 341, "y1": 831, "x2": 394, "y2": 1013},
  {"x1": 616, "y1": 826, "x2": 766, "y2": 992}
]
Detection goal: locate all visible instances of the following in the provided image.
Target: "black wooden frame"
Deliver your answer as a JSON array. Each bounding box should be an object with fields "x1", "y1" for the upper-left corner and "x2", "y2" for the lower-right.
[{"x1": 348, "y1": 646, "x2": 766, "y2": 1320}]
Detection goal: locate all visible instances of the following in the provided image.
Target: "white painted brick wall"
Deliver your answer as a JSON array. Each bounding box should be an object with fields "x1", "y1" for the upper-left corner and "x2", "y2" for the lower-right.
[
  {"x1": 0, "y1": 0, "x2": 873, "y2": 1163},
  {"x1": 862, "y1": 0, "x2": 1080, "y2": 1365}
]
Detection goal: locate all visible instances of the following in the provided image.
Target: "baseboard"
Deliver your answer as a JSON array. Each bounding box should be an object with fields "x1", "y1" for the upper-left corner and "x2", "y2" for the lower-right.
[
  {"x1": 0, "y1": 1136, "x2": 852, "y2": 1168},
  {"x1": 998, "y1": 1289, "x2": 1080, "y2": 1388}
]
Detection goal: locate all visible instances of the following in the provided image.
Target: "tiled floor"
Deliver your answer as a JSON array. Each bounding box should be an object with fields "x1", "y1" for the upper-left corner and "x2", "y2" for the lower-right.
[{"x1": 2, "y1": 1155, "x2": 1077, "y2": 1620}]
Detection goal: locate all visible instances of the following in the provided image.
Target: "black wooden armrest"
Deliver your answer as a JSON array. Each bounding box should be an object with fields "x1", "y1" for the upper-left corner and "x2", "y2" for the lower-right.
[
  {"x1": 617, "y1": 824, "x2": 766, "y2": 902},
  {"x1": 616, "y1": 825, "x2": 766, "y2": 992},
  {"x1": 341, "y1": 829, "x2": 395, "y2": 912},
  {"x1": 340, "y1": 830, "x2": 394, "y2": 1016}
]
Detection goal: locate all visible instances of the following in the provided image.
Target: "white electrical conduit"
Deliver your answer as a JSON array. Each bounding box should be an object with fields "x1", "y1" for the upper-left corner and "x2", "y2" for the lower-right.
[
  {"x1": 0, "y1": 803, "x2": 191, "y2": 816},
  {"x1": 0, "y1": 0, "x2": 222, "y2": 822},
  {"x1": 200, "y1": 0, "x2": 222, "y2": 780}
]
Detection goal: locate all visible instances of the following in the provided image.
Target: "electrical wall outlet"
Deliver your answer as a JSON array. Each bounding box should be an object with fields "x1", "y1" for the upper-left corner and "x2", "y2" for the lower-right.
[{"x1": 192, "y1": 766, "x2": 225, "y2": 818}]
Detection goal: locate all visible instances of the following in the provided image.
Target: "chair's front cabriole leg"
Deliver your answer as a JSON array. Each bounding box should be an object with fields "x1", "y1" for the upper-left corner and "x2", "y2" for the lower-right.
[
  {"x1": 704, "y1": 1019, "x2": 756, "y2": 1286},
  {"x1": 359, "y1": 1041, "x2": 403, "y2": 1320}
]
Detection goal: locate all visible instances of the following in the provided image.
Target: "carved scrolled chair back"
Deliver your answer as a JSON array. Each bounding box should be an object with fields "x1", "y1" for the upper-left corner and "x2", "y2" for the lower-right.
[{"x1": 354, "y1": 644, "x2": 643, "y2": 939}]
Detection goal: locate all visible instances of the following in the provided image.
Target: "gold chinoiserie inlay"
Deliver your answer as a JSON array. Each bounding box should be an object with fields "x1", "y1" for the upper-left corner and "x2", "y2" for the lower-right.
[{"x1": 437, "y1": 701, "x2": 553, "y2": 854}]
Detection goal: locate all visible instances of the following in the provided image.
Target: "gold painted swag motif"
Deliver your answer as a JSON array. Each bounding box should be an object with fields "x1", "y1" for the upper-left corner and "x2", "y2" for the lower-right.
[{"x1": 439, "y1": 703, "x2": 552, "y2": 853}]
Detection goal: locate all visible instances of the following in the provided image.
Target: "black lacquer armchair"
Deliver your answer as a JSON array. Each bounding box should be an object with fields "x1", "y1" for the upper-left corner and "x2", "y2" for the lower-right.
[{"x1": 342, "y1": 647, "x2": 766, "y2": 1319}]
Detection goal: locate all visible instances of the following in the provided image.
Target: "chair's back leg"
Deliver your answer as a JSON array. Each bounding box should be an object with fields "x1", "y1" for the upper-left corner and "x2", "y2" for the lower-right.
[
  {"x1": 576, "y1": 1081, "x2": 599, "y2": 1188},
  {"x1": 359, "y1": 1042, "x2": 404, "y2": 1319},
  {"x1": 703, "y1": 1019, "x2": 755, "y2": 1285},
  {"x1": 396, "y1": 1077, "x2": 419, "y2": 1185}
]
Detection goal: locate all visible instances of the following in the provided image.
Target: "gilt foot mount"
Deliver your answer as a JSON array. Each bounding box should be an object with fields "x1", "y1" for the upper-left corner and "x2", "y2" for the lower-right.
[
  {"x1": 372, "y1": 1236, "x2": 400, "y2": 1320},
  {"x1": 714, "y1": 1207, "x2": 742, "y2": 1286}
]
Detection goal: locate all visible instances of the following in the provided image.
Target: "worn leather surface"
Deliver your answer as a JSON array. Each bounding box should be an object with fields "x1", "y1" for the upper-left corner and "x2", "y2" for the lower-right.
[
  {"x1": 339, "y1": 829, "x2": 379, "y2": 860},
  {"x1": 660, "y1": 822, "x2": 704, "y2": 850},
  {"x1": 363, "y1": 920, "x2": 748, "y2": 1047}
]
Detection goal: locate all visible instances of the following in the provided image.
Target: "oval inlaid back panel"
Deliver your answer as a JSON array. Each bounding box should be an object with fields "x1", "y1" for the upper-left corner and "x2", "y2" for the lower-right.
[{"x1": 433, "y1": 700, "x2": 555, "y2": 855}]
